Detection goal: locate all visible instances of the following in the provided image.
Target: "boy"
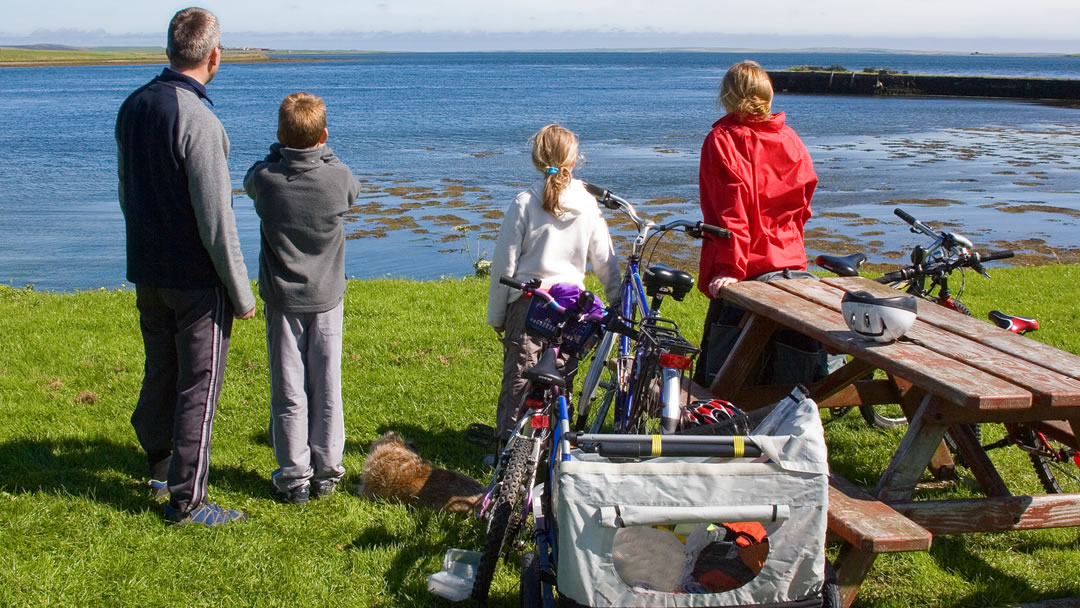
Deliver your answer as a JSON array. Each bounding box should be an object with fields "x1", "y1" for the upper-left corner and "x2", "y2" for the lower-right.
[{"x1": 244, "y1": 92, "x2": 361, "y2": 504}]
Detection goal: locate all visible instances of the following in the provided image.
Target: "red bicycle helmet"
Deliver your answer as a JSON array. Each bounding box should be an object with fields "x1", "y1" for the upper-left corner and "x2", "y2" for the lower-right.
[{"x1": 681, "y1": 399, "x2": 744, "y2": 429}]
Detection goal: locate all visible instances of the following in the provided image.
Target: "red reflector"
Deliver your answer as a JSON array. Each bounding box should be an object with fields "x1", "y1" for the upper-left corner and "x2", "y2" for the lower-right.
[
  {"x1": 659, "y1": 353, "x2": 693, "y2": 370},
  {"x1": 525, "y1": 398, "x2": 544, "y2": 410},
  {"x1": 530, "y1": 415, "x2": 550, "y2": 429}
]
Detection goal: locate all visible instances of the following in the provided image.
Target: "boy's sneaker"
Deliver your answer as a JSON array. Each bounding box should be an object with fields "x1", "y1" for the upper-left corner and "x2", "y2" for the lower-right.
[
  {"x1": 148, "y1": 478, "x2": 169, "y2": 500},
  {"x1": 164, "y1": 502, "x2": 247, "y2": 527},
  {"x1": 272, "y1": 483, "x2": 310, "y2": 505},
  {"x1": 310, "y1": 479, "x2": 338, "y2": 499}
]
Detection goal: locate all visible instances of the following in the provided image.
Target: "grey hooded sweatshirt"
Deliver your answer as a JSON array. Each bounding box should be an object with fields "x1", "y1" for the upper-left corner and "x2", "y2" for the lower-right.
[{"x1": 244, "y1": 143, "x2": 361, "y2": 312}]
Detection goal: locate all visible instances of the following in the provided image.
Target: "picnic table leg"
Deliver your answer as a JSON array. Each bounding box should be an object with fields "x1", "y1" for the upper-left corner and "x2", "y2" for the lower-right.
[
  {"x1": 809, "y1": 358, "x2": 876, "y2": 404},
  {"x1": 945, "y1": 423, "x2": 1011, "y2": 498},
  {"x1": 833, "y1": 544, "x2": 877, "y2": 608},
  {"x1": 875, "y1": 394, "x2": 949, "y2": 502},
  {"x1": 895, "y1": 382, "x2": 956, "y2": 481},
  {"x1": 708, "y1": 313, "x2": 778, "y2": 400}
]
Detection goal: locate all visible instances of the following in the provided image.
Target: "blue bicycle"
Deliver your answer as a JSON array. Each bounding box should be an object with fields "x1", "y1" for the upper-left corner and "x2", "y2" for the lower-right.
[{"x1": 576, "y1": 182, "x2": 730, "y2": 435}]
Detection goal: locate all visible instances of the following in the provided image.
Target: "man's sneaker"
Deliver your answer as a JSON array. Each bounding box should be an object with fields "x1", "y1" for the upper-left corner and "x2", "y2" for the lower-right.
[
  {"x1": 310, "y1": 479, "x2": 338, "y2": 499},
  {"x1": 148, "y1": 478, "x2": 169, "y2": 500},
  {"x1": 272, "y1": 483, "x2": 310, "y2": 505},
  {"x1": 163, "y1": 502, "x2": 247, "y2": 527}
]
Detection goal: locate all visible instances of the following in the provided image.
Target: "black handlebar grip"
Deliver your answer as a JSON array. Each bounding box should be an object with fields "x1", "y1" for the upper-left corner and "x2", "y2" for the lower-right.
[
  {"x1": 582, "y1": 181, "x2": 608, "y2": 199},
  {"x1": 700, "y1": 223, "x2": 732, "y2": 239},
  {"x1": 877, "y1": 269, "x2": 908, "y2": 283},
  {"x1": 980, "y1": 250, "x2": 1014, "y2": 262},
  {"x1": 499, "y1": 275, "x2": 520, "y2": 288},
  {"x1": 894, "y1": 208, "x2": 917, "y2": 225}
]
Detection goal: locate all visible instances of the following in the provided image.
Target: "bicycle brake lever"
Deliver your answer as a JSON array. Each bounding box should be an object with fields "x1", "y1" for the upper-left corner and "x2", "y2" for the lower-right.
[{"x1": 971, "y1": 260, "x2": 990, "y2": 279}]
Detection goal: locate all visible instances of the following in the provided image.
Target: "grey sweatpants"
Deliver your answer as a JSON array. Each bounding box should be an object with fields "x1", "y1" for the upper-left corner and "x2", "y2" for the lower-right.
[
  {"x1": 495, "y1": 297, "x2": 574, "y2": 441},
  {"x1": 131, "y1": 285, "x2": 233, "y2": 515},
  {"x1": 265, "y1": 299, "x2": 346, "y2": 492}
]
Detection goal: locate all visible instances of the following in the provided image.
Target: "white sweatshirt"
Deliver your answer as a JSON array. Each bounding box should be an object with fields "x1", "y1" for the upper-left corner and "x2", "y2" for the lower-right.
[{"x1": 487, "y1": 178, "x2": 622, "y2": 328}]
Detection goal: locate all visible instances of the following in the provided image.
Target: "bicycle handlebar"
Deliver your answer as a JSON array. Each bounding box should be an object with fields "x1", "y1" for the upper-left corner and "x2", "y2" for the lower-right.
[
  {"x1": 498, "y1": 276, "x2": 604, "y2": 323},
  {"x1": 894, "y1": 207, "x2": 940, "y2": 241},
  {"x1": 876, "y1": 249, "x2": 1014, "y2": 284},
  {"x1": 659, "y1": 219, "x2": 732, "y2": 239},
  {"x1": 582, "y1": 181, "x2": 729, "y2": 240}
]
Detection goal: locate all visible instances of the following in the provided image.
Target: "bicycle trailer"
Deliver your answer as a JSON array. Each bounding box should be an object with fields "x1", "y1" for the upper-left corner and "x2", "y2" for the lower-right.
[{"x1": 528, "y1": 387, "x2": 831, "y2": 607}]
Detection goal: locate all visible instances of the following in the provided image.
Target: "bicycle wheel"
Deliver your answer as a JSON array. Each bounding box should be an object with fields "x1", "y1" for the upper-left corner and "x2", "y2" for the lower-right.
[
  {"x1": 949, "y1": 298, "x2": 972, "y2": 317},
  {"x1": 625, "y1": 353, "x2": 662, "y2": 435},
  {"x1": 576, "y1": 330, "x2": 616, "y2": 431},
  {"x1": 472, "y1": 435, "x2": 532, "y2": 603},
  {"x1": 859, "y1": 403, "x2": 907, "y2": 429},
  {"x1": 504, "y1": 438, "x2": 542, "y2": 549},
  {"x1": 1020, "y1": 425, "x2": 1080, "y2": 494},
  {"x1": 519, "y1": 551, "x2": 542, "y2": 608}
]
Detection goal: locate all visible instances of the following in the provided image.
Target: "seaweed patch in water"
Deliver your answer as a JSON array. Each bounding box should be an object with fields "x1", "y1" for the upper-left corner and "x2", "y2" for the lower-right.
[
  {"x1": 873, "y1": 198, "x2": 962, "y2": 207},
  {"x1": 643, "y1": 197, "x2": 686, "y2": 206},
  {"x1": 988, "y1": 203, "x2": 1080, "y2": 218},
  {"x1": 347, "y1": 228, "x2": 388, "y2": 239},
  {"x1": 424, "y1": 214, "x2": 470, "y2": 226}
]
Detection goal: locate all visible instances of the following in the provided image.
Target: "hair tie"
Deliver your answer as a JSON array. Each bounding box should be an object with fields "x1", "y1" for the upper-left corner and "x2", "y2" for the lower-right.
[{"x1": 545, "y1": 166, "x2": 560, "y2": 176}]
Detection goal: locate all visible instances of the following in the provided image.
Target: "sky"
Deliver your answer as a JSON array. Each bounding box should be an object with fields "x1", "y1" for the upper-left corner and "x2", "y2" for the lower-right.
[{"x1": 3, "y1": 0, "x2": 1079, "y2": 53}]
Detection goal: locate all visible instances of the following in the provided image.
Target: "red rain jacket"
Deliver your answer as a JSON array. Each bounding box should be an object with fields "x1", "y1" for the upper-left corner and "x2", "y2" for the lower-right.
[{"x1": 697, "y1": 112, "x2": 817, "y2": 295}]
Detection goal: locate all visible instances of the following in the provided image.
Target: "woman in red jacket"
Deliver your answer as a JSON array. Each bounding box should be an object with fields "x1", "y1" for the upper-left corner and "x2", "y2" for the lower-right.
[{"x1": 694, "y1": 60, "x2": 819, "y2": 386}]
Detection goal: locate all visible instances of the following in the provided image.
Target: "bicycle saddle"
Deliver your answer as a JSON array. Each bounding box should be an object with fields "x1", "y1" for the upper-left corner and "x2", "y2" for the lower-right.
[
  {"x1": 523, "y1": 348, "x2": 566, "y2": 387},
  {"x1": 814, "y1": 253, "x2": 867, "y2": 277},
  {"x1": 988, "y1": 310, "x2": 1039, "y2": 334},
  {"x1": 644, "y1": 263, "x2": 694, "y2": 301}
]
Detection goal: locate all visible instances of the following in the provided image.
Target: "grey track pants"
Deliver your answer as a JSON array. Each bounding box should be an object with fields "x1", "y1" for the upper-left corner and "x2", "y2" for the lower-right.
[
  {"x1": 130, "y1": 285, "x2": 233, "y2": 514},
  {"x1": 495, "y1": 297, "x2": 574, "y2": 441},
  {"x1": 265, "y1": 299, "x2": 346, "y2": 492}
]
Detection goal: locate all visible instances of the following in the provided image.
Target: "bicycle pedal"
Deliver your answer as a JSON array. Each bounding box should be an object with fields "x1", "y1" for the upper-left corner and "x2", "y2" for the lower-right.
[{"x1": 465, "y1": 423, "x2": 496, "y2": 446}]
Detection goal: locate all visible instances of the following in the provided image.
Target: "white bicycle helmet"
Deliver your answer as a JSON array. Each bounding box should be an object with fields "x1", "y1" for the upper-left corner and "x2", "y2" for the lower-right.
[{"x1": 840, "y1": 290, "x2": 918, "y2": 343}]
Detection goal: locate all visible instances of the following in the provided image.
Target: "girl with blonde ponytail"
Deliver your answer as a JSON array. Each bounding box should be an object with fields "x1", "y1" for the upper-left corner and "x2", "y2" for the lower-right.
[
  {"x1": 485, "y1": 124, "x2": 622, "y2": 448},
  {"x1": 692, "y1": 60, "x2": 819, "y2": 386}
]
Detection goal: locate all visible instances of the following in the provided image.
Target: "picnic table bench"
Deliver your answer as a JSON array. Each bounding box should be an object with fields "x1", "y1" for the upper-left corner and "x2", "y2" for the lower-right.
[{"x1": 699, "y1": 276, "x2": 1080, "y2": 607}]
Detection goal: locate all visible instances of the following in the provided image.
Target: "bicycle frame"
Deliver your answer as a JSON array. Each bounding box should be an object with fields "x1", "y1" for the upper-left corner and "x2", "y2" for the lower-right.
[{"x1": 577, "y1": 184, "x2": 722, "y2": 436}]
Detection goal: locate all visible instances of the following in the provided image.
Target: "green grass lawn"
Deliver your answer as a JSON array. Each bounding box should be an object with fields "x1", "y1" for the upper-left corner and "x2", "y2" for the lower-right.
[{"x1": 1, "y1": 265, "x2": 1079, "y2": 607}]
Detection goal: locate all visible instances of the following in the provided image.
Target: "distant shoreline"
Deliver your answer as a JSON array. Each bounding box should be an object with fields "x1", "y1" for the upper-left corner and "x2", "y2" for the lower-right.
[{"x1": 0, "y1": 47, "x2": 377, "y2": 68}]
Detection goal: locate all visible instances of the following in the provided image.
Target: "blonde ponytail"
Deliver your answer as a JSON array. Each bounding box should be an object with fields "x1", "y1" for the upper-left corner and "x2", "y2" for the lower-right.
[
  {"x1": 530, "y1": 124, "x2": 579, "y2": 216},
  {"x1": 718, "y1": 60, "x2": 774, "y2": 121}
]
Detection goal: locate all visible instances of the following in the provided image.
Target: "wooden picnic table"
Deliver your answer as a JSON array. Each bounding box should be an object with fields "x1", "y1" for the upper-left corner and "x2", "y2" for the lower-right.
[{"x1": 705, "y1": 276, "x2": 1080, "y2": 607}]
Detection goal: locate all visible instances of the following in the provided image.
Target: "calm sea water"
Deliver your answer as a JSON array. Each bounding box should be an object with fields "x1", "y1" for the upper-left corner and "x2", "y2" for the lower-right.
[{"x1": 2, "y1": 52, "x2": 1079, "y2": 291}]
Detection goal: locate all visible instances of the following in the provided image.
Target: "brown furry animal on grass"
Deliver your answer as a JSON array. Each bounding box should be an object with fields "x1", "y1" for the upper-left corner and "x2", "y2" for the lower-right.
[{"x1": 354, "y1": 431, "x2": 485, "y2": 514}]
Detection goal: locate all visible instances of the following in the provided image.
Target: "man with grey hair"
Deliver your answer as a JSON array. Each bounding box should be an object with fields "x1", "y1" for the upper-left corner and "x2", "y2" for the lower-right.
[{"x1": 116, "y1": 7, "x2": 255, "y2": 527}]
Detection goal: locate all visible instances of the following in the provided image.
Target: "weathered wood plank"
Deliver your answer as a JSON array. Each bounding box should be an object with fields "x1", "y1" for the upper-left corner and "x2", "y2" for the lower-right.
[
  {"x1": 828, "y1": 475, "x2": 933, "y2": 553},
  {"x1": 774, "y1": 278, "x2": 1080, "y2": 408},
  {"x1": 890, "y1": 493, "x2": 1080, "y2": 534},
  {"x1": 718, "y1": 281, "x2": 1031, "y2": 410},
  {"x1": 825, "y1": 276, "x2": 1080, "y2": 380},
  {"x1": 818, "y1": 380, "x2": 897, "y2": 409}
]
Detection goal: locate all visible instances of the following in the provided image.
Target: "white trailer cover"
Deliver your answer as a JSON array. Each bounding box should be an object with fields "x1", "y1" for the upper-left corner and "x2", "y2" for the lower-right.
[{"x1": 553, "y1": 388, "x2": 828, "y2": 607}]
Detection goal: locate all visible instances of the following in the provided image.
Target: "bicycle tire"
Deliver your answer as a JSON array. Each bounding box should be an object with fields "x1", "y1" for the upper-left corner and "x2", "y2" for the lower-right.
[
  {"x1": 822, "y1": 560, "x2": 842, "y2": 608},
  {"x1": 472, "y1": 436, "x2": 532, "y2": 604},
  {"x1": 626, "y1": 353, "x2": 662, "y2": 434},
  {"x1": 519, "y1": 551, "x2": 542, "y2": 608},
  {"x1": 1021, "y1": 425, "x2": 1080, "y2": 494},
  {"x1": 950, "y1": 298, "x2": 972, "y2": 317},
  {"x1": 859, "y1": 404, "x2": 907, "y2": 429},
  {"x1": 576, "y1": 331, "x2": 616, "y2": 432},
  {"x1": 504, "y1": 438, "x2": 543, "y2": 548}
]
